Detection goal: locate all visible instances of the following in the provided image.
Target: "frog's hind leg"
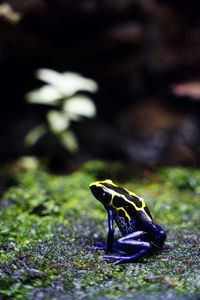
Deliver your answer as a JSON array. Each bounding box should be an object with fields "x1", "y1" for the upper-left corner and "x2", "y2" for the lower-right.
[{"x1": 103, "y1": 231, "x2": 153, "y2": 264}]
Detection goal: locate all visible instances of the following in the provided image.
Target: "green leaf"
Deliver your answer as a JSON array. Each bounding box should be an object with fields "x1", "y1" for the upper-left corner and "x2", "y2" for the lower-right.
[
  {"x1": 63, "y1": 95, "x2": 96, "y2": 118},
  {"x1": 47, "y1": 110, "x2": 70, "y2": 133},
  {"x1": 24, "y1": 124, "x2": 47, "y2": 146},
  {"x1": 62, "y1": 72, "x2": 98, "y2": 95},
  {"x1": 35, "y1": 69, "x2": 67, "y2": 90},
  {"x1": 59, "y1": 130, "x2": 78, "y2": 153},
  {"x1": 26, "y1": 85, "x2": 60, "y2": 104},
  {"x1": 16, "y1": 156, "x2": 39, "y2": 171}
]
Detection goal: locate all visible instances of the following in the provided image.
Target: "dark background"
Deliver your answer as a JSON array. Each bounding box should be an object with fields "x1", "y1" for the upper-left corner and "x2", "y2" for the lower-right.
[{"x1": 0, "y1": 0, "x2": 200, "y2": 169}]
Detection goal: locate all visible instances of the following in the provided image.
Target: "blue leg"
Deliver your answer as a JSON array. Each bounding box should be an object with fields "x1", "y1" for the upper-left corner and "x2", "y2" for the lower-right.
[
  {"x1": 103, "y1": 231, "x2": 153, "y2": 264},
  {"x1": 94, "y1": 209, "x2": 116, "y2": 252}
]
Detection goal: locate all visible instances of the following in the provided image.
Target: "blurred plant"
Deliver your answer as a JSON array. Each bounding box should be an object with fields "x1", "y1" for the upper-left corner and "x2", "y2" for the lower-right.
[
  {"x1": 25, "y1": 69, "x2": 98, "y2": 153},
  {"x1": 0, "y1": 3, "x2": 21, "y2": 24}
]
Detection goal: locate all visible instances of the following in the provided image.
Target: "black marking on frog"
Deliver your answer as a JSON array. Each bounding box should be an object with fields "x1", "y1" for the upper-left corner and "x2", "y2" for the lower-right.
[{"x1": 114, "y1": 209, "x2": 136, "y2": 235}]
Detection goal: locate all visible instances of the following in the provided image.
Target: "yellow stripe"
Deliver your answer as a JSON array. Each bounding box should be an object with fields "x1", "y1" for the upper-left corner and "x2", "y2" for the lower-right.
[
  {"x1": 110, "y1": 194, "x2": 114, "y2": 206},
  {"x1": 89, "y1": 179, "x2": 113, "y2": 187},
  {"x1": 116, "y1": 207, "x2": 130, "y2": 219}
]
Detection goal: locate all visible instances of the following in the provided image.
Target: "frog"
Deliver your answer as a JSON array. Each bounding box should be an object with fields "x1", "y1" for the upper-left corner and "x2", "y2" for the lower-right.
[{"x1": 89, "y1": 179, "x2": 166, "y2": 265}]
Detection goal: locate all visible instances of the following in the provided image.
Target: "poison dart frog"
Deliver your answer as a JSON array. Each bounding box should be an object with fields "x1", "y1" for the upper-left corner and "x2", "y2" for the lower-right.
[{"x1": 90, "y1": 179, "x2": 166, "y2": 265}]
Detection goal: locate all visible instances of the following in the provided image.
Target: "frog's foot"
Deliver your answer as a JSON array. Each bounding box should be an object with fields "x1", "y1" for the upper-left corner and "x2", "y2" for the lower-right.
[
  {"x1": 94, "y1": 242, "x2": 126, "y2": 254},
  {"x1": 103, "y1": 249, "x2": 150, "y2": 265},
  {"x1": 94, "y1": 241, "x2": 107, "y2": 251},
  {"x1": 103, "y1": 254, "x2": 131, "y2": 265}
]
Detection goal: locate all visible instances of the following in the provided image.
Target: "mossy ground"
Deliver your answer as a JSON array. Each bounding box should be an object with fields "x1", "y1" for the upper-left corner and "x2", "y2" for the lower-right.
[{"x1": 0, "y1": 160, "x2": 200, "y2": 299}]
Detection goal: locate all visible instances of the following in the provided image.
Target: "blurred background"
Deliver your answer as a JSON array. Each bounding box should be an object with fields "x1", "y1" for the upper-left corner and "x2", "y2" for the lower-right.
[{"x1": 0, "y1": 0, "x2": 200, "y2": 172}]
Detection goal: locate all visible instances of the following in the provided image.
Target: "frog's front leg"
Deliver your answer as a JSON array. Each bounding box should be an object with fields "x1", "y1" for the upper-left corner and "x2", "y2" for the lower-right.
[
  {"x1": 94, "y1": 208, "x2": 115, "y2": 252},
  {"x1": 103, "y1": 231, "x2": 153, "y2": 264}
]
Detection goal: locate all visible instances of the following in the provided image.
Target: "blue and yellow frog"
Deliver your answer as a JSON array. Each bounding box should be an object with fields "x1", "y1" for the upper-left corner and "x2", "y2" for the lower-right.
[{"x1": 90, "y1": 179, "x2": 166, "y2": 265}]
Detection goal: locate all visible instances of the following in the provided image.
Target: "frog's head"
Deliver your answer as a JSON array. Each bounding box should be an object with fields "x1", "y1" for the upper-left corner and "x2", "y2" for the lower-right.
[{"x1": 89, "y1": 180, "x2": 113, "y2": 208}]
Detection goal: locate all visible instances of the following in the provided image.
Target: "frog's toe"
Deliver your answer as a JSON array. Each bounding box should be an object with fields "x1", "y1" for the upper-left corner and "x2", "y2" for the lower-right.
[
  {"x1": 103, "y1": 255, "x2": 126, "y2": 265},
  {"x1": 113, "y1": 257, "x2": 132, "y2": 265},
  {"x1": 103, "y1": 255, "x2": 135, "y2": 265},
  {"x1": 98, "y1": 241, "x2": 106, "y2": 247},
  {"x1": 94, "y1": 241, "x2": 107, "y2": 251},
  {"x1": 113, "y1": 259, "x2": 125, "y2": 265},
  {"x1": 94, "y1": 246, "x2": 103, "y2": 250},
  {"x1": 103, "y1": 254, "x2": 119, "y2": 259}
]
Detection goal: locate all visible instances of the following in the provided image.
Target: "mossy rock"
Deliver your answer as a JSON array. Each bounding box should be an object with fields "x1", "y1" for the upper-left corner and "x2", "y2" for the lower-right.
[{"x1": 0, "y1": 161, "x2": 199, "y2": 299}]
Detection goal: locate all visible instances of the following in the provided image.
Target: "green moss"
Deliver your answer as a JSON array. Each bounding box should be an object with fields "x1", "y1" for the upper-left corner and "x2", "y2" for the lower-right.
[{"x1": 0, "y1": 161, "x2": 199, "y2": 299}]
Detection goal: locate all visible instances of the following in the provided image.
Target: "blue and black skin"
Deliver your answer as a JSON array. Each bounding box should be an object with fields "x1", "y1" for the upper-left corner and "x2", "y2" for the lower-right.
[{"x1": 89, "y1": 179, "x2": 166, "y2": 265}]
